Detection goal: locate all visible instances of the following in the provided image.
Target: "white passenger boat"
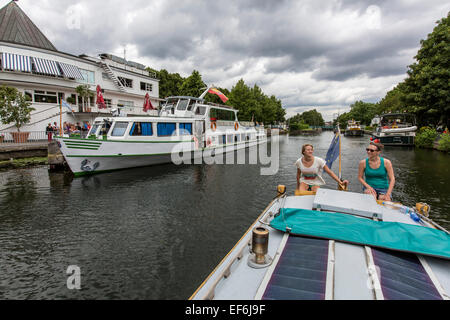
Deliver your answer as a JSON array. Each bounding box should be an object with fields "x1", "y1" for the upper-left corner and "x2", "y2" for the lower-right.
[
  {"x1": 190, "y1": 187, "x2": 450, "y2": 300},
  {"x1": 344, "y1": 119, "x2": 363, "y2": 137},
  {"x1": 371, "y1": 113, "x2": 417, "y2": 146},
  {"x1": 55, "y1": 88, "x2": 267, "y2": 177}
]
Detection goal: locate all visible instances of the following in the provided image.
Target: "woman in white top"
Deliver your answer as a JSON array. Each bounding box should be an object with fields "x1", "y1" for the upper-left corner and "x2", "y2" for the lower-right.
[{"x1": 296, "y1": 144, "x2": 349, "y2": 192}]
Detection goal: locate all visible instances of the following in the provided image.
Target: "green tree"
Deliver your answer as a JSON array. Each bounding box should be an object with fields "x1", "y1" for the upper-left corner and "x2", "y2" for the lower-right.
[
  {"x1": 300, "y1": 109, "x2": 325, "y2": 127},
  {"x1": 228, "y1": 79, "x2": 259, "y2": 122},
  {"x1": 179, "y1": 70, "x2": 206, "y2": 98},
  {"x1": 376, "y1": 85, "x2": 406, "y2": 115},
  {"x1": 401, "y1": 12, "x2": 450, "y2": 127},
  {"x1": 156, "y1": 69, "x2": 184, "y2": 98},
  {"x1": 336, "y1": 101, "x2": 377, "y2": 127},
  {"x1": 0, "y1": 85, "x2": 34, "y2": 132}
]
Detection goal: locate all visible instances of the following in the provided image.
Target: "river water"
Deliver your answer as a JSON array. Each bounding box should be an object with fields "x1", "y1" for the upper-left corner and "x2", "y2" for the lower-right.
[{"x1": 0, "y1": 131, "x2": 449, "y2": 299}]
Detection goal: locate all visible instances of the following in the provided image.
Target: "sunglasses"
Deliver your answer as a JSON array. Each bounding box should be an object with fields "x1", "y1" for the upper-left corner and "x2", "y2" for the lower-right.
[{"x1": 366, "y1": 148, "x2": 379, "y2": 152}]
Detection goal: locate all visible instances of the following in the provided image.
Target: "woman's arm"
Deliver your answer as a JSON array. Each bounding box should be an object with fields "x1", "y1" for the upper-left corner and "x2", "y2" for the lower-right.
[
  {"x1": 323, "y1": 165, "x2": 349, "y2": 186},
  {"x1": 384, "y1": 159, "x2": 395, "y2": 200},
  {"x1": 296, "y1": 168, "x2": 301, "y2": 190}
]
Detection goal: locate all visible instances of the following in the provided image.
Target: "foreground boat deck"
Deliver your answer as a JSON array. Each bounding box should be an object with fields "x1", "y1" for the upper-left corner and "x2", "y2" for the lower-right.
[{"x1": 190, "y1": 190, "x2": 450, "y2": 300}]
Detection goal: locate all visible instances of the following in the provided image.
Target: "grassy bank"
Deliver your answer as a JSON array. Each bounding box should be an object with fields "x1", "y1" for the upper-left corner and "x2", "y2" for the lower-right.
[{"x1": 0, "y1": 157, "x2": 48, "y2": 170}]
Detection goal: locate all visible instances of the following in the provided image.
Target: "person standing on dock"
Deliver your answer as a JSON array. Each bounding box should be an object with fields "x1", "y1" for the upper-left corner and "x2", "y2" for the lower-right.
[
  {"x1": 296, "y1": 144, "x2": 348, "y2": 192},
  {"x1": 358, "y1": 142, "x2": 395, "y2": 201},
  {"x1": 46, "y1": 123, "x2": 54, "y2": 142}
]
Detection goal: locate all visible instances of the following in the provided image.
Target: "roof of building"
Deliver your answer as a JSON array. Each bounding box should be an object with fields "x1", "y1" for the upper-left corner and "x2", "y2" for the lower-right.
[{"x1": 0, "y1": 1, "x2": 57, "y2": 52}]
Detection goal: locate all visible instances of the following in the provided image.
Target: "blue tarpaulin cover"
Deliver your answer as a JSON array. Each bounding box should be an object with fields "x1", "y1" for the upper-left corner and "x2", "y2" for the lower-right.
[{"x1": 270, "y1": 208, "x2": 450, "y2": 260}]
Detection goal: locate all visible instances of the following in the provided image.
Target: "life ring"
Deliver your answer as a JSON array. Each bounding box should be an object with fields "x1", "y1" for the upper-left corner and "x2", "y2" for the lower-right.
[
  {"x1": 206, "y1": 137, "x2": 212, "y2": 146},
  {"x1": 211, "y1": 122, "x2": 217, "y2": 131},
  {"x1": 234, "y1": 122, "x2": 239, "y2": 131}
]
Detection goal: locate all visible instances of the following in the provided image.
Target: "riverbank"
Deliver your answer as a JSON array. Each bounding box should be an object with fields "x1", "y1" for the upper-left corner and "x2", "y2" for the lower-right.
[{"x1": 0, "y1": 156, "x2": 48, "y2": 170}]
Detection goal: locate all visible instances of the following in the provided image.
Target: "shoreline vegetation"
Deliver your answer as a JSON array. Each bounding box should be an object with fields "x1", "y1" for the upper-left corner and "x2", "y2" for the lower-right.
[{"x1": 0, "y1": 157, "x2": 48, "y2": 170}]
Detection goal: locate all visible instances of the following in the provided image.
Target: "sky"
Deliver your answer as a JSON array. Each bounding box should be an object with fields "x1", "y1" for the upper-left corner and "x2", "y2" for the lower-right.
[{"x1": 6, "y1": 0, "x2": 450, "y2": 121}]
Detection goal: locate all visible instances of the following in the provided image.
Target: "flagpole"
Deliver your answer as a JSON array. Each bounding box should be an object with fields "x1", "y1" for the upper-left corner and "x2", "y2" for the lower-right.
[
  {"x1": 60, "y1": 99, "x2": 62, "y2": 136},
  {"x1": 338, "y1": 122, "x2": 342, "y2": 180}
]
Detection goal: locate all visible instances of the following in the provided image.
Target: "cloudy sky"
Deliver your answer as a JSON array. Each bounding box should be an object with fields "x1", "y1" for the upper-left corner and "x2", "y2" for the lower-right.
[{"x1": 7, "y1": 0, "x2": 450, "y2": 120}]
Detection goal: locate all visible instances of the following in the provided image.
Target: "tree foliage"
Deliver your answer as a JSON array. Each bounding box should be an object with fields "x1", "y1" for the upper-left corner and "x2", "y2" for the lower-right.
[
  {"x1": 147, "y1": 66, "x2": 287, "y2": 124},
  {"x1": 287, "y1": 109, "x2": 325, "y2": 130},
  {"x1": 401, "y1": 12, "x2": 450, "y2": 127},
  {"x1": 340, "y1": 13, "x2": 449, "y2": 128},
  {"x1": 0, "y1": 85, "x2": 34, "y2": 132}
]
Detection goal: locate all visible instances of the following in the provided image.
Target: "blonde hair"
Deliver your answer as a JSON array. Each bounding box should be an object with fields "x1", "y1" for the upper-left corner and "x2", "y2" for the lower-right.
[{"x1": 301, "y1": 144, "x2": 314, "y2": 155}]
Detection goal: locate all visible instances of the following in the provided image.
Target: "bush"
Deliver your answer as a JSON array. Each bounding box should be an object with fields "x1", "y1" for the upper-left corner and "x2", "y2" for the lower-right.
[
  {"x1": 415, "y1": 127, "x2": 438, "y2": 148},
  {"x1": 437, "y1": 133, "x2": 450, "y2": 152}
]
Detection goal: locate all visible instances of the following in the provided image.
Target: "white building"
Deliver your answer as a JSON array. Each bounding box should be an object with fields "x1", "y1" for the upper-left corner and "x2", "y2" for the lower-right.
[{"x1": 0, "y1": 1, "x2": 161, "y2": 133}]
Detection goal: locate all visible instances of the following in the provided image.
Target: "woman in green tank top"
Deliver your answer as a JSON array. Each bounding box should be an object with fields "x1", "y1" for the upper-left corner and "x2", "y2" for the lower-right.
[{"x1": 358, "y1": 142, "x2": 395, "y2": 201}]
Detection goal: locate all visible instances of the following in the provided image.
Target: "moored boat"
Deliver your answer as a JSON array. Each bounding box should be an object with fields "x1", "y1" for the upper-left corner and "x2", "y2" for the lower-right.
[
  {"x1": 344, "y1": 120, "x2": 363, "y2": 137},
  {"x1": 190, "y1": 186, "x2": 450, "y2": 300},
  {"x1": 55, "y1": 87, "x2": 267, "y2": 176},
  {"x1": 371, "y1": 113, "x2": 417, "y2": 146}
]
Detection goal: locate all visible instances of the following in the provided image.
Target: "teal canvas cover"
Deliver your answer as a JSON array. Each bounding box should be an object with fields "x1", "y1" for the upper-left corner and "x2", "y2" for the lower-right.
[{"x1": 270, "y1": 208, "x2": 450, "y2": 260}]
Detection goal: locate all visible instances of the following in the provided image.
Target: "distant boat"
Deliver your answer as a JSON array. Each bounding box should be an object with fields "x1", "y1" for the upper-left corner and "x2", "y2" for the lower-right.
[
  {"x1": 371, "y1": 113, "x2": 417, "y2": 146},
  {"x1": 344, "y1": 119, "x2": 363, "y2": 136}
]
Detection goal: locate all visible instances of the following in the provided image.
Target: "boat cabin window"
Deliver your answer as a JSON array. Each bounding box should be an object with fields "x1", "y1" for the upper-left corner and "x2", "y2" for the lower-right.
[
  {"x1": 209, "y1": 108, "x2": 235, "y2": 121},
  {"x1": 89, "y1": 122, "x2": 102, "y2": 135},
  {"x1": 157, "y1": 123, "x2": 176, "y2": 136},
  {"x1": 179, "y1": 123, "x2": 192, "y2": 135},
  {"x1": 111, "y1": 122, "x2": 129, "y2": 136},
  {"x1": 187, "y1": 100, "x2": 196, "y2": 111},
  {"x1": 164, "y1": 98, "x2": 178, "y2": 109},
  {"x1": 100, "y1": 121, "x2": 112, "y2": 135},
  {"x1": 177, "y1": 99, "x2": 189, "y2": 111},
  {"x1": 195, "y1": 106, "x2": 206, "y2": 115},
  {"x1": 227, "y1": 134, "x2": 233, "y2": 143},
  {"x1": 130, "y1": 122, "x2": 153, "y2": 136}
]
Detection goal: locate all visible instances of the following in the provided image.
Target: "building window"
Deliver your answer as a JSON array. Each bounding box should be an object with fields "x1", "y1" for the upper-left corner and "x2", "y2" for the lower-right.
[
  {"x1": 140, "y1": 82, "x2": 153, "y2": 91},
  {"x1": 104, "y1": 99, "x2": 112, "y2": 108},
  {"x1": 130, "y1": 122, "x2": 153, "y2": 136},
  {"x1": 117, "y1": 100, "x2": 134, "y2": 108},
  {"x1": 34, "y1": 90, "x2": 57, "y2": 104},
  {"x1": 78, "y1": 69, "x2": 95, "y2": 84},
  {"x1": 102, "y1": 72, "x2": 110, "y2": 80},
  {"x1": 118, "y1": 77, "x2": 133, "y2": 88}
]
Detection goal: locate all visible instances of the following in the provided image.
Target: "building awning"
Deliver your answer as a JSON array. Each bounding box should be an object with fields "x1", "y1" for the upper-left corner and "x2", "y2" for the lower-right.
[
  {"x1": 1, "y1": 52, "x2": 32, "y2": 72},
  {"x1": 59, "y1": 62, "x2": 84, "y2": 80},
  {"x1": 32, "y1": 57, "x2": 61, "y2": 76}
]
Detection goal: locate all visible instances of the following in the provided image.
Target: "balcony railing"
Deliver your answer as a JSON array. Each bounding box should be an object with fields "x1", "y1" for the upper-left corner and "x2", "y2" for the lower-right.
[{"x1": 0, "y1": 131, "x2": 51, "y2": 145}]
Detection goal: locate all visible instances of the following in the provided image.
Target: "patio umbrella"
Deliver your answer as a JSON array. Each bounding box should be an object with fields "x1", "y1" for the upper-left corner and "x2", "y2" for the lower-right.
[
  {"x1": 96, "y1": 85, "x2": 106, "y2": 109},
  {"x1": 143, "y1": 93, "x2": 154, "y2": 112}
]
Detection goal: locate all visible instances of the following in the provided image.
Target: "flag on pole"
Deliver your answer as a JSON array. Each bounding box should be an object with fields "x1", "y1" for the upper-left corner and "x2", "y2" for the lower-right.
[
  {"x1": 325, "y1": 130, "x2": 340, "y2": 169},
  {"x1": 61, "y1": 99, "x2": 74, "y2": 116},
  {"x1": 208, "y1": 88, "x2": 228, "y2": 103}
]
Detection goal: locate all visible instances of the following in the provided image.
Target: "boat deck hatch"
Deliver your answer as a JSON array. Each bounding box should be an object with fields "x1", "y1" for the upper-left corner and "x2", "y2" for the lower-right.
[
  {"x1": 372, "y1": 248, "x2": 442, "y2": 300},
  {"x1": 313, "y1": 189, "x2": 383, "y2": 220},
  {"x1": 262, "y1": 236, "x2": 329, "y2": 300}
]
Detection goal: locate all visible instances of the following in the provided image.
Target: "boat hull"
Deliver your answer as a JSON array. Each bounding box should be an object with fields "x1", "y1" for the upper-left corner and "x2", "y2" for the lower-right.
[
  {"x1": 56, "y1": 136, "x2": 265, "y2": 176},
  {"x1": 372, "y1": 134, "x2": 415, "y2": 146},
  {"x1": 344, "y1": 129, "x2": 363, "y2": 137}
]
